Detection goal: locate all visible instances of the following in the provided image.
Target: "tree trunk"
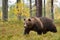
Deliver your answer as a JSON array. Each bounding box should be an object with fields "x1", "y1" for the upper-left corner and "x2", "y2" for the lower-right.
[
  {"x1": 36, "y1": 0, "x2": 42, "y2": 17},
  {"x1": 44, "y1": 0, "x2": 46, "y2": 17},
  {"x1": 17, "y1": 0, "x2": 21, "y2": 3},
  {"x1": 35, "y1": 0, "x2": 37, "y2": 17},
  {"x1": 51, "y1": 0, "x2": 54, "y2": 19},
  {"x1": 35, "y1": 0, "x2": 37, "y2": 6},
  {"x1": 2, "y1": 0, "x2": 8, "y2": 21},
  {"x1": 30, "y1": 0, "x2": 32, "y2": 17},
  {"x1": 17, "y1": 0, "x2": 21, "y2": 20}
]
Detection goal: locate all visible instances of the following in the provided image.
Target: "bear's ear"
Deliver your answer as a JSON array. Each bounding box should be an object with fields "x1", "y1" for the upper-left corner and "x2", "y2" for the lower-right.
[
  {"x1": 24, "y1": 18, "x2": 26, "y2": 21},
  {"x1": 28, "y1": 19, "x2": 31, "y2": 21}
]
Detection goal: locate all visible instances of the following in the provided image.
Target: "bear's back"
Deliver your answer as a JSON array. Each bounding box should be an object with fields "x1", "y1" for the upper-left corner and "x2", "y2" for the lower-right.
[{"x1": 39, "y1": 17, "x2": 53, "y2": 27}]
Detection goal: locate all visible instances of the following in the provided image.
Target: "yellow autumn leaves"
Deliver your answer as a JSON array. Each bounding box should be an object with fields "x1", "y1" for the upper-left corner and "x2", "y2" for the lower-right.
[{"x1": 13, "y1": 2, "x2": 30, "y2": 18}]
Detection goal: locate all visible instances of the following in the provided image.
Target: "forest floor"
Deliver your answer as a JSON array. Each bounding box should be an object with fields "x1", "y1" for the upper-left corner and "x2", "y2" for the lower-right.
[{"x1": 0, "y1": 20, "x2": 60, "y2": 40}]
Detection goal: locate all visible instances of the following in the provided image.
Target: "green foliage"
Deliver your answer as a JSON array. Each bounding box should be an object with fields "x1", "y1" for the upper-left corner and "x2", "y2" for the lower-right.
[{"x1": 8, "y1": 1, "x2": 30, "y2": 20}]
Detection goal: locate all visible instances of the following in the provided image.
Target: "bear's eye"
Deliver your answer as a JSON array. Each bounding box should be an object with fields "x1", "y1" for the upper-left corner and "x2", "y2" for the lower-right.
[{"x1": 28, "y1": 19, "x2": 31, "y2": 21}]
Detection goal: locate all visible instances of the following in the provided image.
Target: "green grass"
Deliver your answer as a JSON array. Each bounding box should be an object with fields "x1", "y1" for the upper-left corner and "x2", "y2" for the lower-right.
[{"x1": 0, "y1": 20, "x2": 60, "y2": 40}]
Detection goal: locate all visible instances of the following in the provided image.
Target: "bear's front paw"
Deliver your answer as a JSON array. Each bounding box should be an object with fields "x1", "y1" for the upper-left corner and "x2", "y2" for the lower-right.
[{"x1": 24, "y1": 32, "x2": 29, "y2": 35}]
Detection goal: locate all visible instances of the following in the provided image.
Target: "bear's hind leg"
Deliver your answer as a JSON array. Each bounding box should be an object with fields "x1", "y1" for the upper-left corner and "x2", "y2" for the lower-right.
[
  {"x1": 50, "y1": 24, "x2": 57, "y2": 33},
  {"x1": 37, "y1": 30, "x2": 42, "y2": 35},
  {"x1": 43, "y1": 31, "x2": 47, "y2": 34}
]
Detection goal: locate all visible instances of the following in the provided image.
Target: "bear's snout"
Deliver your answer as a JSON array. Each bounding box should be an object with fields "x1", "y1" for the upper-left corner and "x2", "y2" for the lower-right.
[{"x1": 24, "y1": 24, "x2": 27, "y2": 28}]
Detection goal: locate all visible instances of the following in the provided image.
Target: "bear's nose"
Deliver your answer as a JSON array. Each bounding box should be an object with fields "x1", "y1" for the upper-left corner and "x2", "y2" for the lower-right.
[{"x1": 24, "y1": 24, "x2": 27, "y2": 28}]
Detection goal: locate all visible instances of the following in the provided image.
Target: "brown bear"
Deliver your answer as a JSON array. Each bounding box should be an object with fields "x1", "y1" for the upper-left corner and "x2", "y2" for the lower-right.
[{"x1": 23, "y1": 17, "x2": 57, "y2": 35}]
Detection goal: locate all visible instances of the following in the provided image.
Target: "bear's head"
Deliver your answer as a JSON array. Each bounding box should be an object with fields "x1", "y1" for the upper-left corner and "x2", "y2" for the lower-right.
[{"x1": 23, "y1": 18, "x2": 35, "y2": 29}]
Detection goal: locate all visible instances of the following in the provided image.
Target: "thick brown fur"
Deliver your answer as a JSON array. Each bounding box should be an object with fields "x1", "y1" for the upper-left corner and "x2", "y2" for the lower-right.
[{"x1": 24, "y1": 17, "x2": 57, "y2": 35}]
